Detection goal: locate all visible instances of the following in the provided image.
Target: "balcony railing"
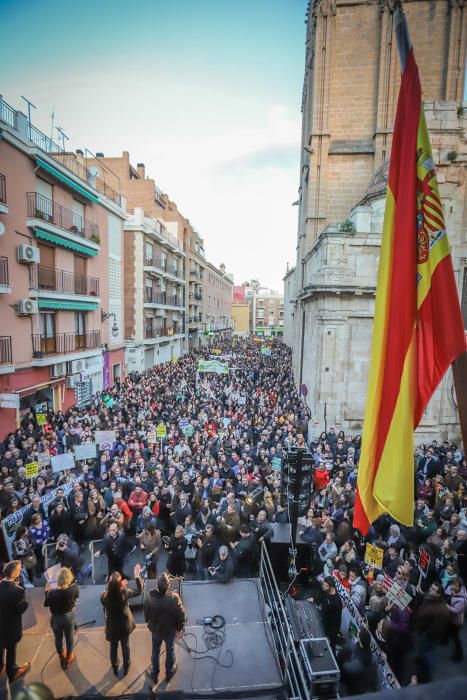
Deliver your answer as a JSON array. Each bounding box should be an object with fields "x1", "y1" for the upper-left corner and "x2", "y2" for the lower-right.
[
  {"x1": 27, "y1": 192, "x2": 100, "y2": 241},
  {"x1": 0, "y1": 173, "x2": 6, "y2": 205},
  {"x1": 145, "y1": 289, "x2": 166, "y2": 304},
  {"x1": 0, "y1": 336, "x2": 12, "y2": 365},
  {"x1": 144, "y1": 325, "x2": 184, "y2": 339},
  {"x1": 29, "y1": 265, "x2": 99, "y2": 296},
  {"x1": 0, "y1": 257, "x2": 9, "y2": 286},
  {"x1": 145, "y1": 257, "x2": 166, "y2": 271},
  {"x1": 166, "y1": 295, "x2": 181, "y2": 306},
  {"x1": 32, "y1": 330, "x2": 101, "y2": 358},
  {"x1": 190, "y1": 270, "x2": 200, "y2": 278},
  {"x1": 0, "y1": 99, "x2": 16, "y2": 128}
]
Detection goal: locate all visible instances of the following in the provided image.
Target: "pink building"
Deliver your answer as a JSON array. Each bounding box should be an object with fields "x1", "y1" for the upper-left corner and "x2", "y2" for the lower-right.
[{"x1": 0, "y1": 97, "x2": 126, "y2": 434}]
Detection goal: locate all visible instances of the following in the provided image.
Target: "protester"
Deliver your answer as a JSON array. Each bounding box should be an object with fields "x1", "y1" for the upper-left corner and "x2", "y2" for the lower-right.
[{"x1": 100, "y1": 563, "x2": 143, "y2": 677}]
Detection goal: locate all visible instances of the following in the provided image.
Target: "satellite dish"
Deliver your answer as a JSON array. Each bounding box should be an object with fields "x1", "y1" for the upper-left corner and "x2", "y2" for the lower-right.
[
  {"x1": 88, "y1": 166, "x2": 100, "y2": 177},
  {"x1": 0, "y1": 222, "x2": 5, "y2": 236}
]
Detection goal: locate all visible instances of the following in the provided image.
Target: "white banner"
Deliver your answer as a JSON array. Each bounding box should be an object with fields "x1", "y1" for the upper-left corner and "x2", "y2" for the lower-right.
[
  {"x1": 74, "y1": 443, "x2": 97, "y2": 460},
  {"x1": 95, "y1": 430, "x2": 116, "y2": 450},
  {"x1": 333, "y1": 575, "x2": 399, "y2": 690}
]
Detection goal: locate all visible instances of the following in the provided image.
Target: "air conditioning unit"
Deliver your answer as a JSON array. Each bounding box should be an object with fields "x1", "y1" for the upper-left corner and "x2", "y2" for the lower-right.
[
  {"x1": 66, "y1": 373, "x2": 81, "y2": 388},
  {"x1": 51, "y1": 363, "x2": 67, "y2": 378},
  {"x1": 69, "y1": 359, "x2": 86, "y2": 373},
  {"x1": 16, "y1": 299, "x2": 39, "y2": 315},
  {"x1": 17, "y1": 245, "x2": 40, "y2": 264}
]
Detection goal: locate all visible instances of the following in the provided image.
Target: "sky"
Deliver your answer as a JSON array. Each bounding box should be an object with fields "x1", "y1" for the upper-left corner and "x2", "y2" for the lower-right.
[{"x1": 1, "y1": 0, "x2": 306, "y2": 290}]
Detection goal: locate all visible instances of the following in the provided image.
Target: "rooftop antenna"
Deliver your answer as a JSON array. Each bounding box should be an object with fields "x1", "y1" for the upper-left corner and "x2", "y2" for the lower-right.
[
  {"x1": 55, "y1": 126, "x2": 69, "y2": 151},
  {"x1": 21, "y1": 95, "x2": 36, "y2": 137}
]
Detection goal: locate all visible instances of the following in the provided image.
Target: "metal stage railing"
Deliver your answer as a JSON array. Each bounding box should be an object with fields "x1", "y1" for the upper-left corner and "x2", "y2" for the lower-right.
[
  {"x1": 259, "y1": 540, "x2": 312, "y2": 700},
  {"x1": 89, "y1": 538, "x2": 105, "y2": 583}
]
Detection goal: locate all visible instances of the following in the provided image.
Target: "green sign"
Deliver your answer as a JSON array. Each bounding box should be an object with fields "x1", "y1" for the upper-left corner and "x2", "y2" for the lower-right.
[
  {"x1": 156, "y1": 423, "x2": 167, "y2": 438},
  {"x1": 197, "y1": 359, "x2": 229, "y2": 374},
  {"x1": 271, "y1": 457, "x2": 282, "y2": 471},
  {"x1": 183, "y1": 425, "x2": 194, "y2": 437}
]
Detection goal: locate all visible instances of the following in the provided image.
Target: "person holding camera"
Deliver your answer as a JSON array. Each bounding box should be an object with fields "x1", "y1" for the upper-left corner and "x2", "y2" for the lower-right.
[
  {"x1": 196, "y1": 524, "x2": 217, "y2": 580},
  {"x1": 44, "y1": 567, "x2": 79, "y2": 669},
  {"x1": 137, "y1": 523, "x2": 161, "y2": 579}
]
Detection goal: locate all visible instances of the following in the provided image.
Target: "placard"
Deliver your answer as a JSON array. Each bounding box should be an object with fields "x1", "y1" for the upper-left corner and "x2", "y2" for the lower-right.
[
  {"x1": 36, "y1": 413, "x2": 47, "y2": 426},
  {"x1": 382, "y1": 574, "x2": 413, "y2": 610},
  {"x1": 38, "y1": 451, "x2": 51, "y2": 467},
  {"x1": 51, "y1": 452, "x2": 75, "y2": 473},
  {"x1": 95, "y1": 431, "x2": 116, "y2": 450},
  {"x1": 183, "y1": 425, "x2": 194, "y2": 437},
  {"x1": 156, "y1": 424, "x2": 167, "y2": 438},
  {"x1": 418, "y1": 545, "x2": 430, "y2": 578},
  {"x1": 74, "y1": 443, "x2": 97, "y2": 460},
  {"x1": 25, "y1": 461, "x2": 39, "y2": 479},
  {"x1": 364, "y1": 543, "x2": 384, "y2": 570},
  {"x1": 271, "y1": 457, "x2": 282, "y2": 471},
  {"x1": 147, "y1": 432, "x2": 158, "y2": 444}
]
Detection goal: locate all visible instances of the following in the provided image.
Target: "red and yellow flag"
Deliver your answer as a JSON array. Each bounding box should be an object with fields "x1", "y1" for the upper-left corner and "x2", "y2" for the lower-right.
[{"x1": 354, "y1": 10, "x2": 466, "y2": 534}]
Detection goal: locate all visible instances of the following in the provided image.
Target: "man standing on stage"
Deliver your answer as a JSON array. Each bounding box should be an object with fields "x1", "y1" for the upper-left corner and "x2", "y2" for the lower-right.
[
  {"x1": 0, "y1": 561, "x2": 31, "y2": 683},
  {"x1": 144, "y1": 572, "x2": 186, "y2": 690}
]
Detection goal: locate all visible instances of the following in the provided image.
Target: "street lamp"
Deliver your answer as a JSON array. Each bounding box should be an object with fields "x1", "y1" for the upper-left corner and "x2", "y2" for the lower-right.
[{"x1": 101, "y1": 310, "x2": 119, "y2": 338}]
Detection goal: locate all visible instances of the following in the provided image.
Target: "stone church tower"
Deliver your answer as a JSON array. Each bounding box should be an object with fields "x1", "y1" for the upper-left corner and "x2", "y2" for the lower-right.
[{"x1": 285, "y1": 0, "x2": 467, "y2": 441}]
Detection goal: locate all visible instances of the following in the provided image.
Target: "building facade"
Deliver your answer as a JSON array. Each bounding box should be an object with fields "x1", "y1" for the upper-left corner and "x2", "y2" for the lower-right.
[
  {"x1": 232, "y1": 304, "x2": 250, "y2": 336},
  {"x1": 286, "y1": 0, "x2": 467, "y2": 441},
  {"x1": 123, "y1": 208, "x2": 185, "y2": 373},
  {"x1": 204, "y1": 262, "x2": 233, "y2": 343},
  {"x1": 0, "y1": 96, "x2": 126, "y2": 434},
  {"x1": 248, "y1": 289, "x2": 284, "y2": 337}
]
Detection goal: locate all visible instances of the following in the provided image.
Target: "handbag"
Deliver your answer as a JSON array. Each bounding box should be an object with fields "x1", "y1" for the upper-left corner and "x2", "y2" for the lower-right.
[{"x1": 24, "y1": 551, "x2": 37, "y2": 570}]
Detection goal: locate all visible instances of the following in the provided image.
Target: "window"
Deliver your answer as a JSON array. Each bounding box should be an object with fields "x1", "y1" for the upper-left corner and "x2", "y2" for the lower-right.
[
  {"x1": 161, "y1": 251, "x2": 167, "y2": 270},
  {"x1": 258, "y1": 300, "x2": 264, "y2": 307},
  {"x1": 75, "y1": 312, "x2": 86, "y2": 348},
  {"x1": 40, "y1": 312, "x2": 55, "y2": 354},
  {"x1": 145, "y1": 242, "x2": 153, "y2": 263},
  {"x1": 72, "y1": 200, "x2": 85, "y2": 233},
  {"x1": 35, "y1": 178, "x2": 53, "y2": 219}
]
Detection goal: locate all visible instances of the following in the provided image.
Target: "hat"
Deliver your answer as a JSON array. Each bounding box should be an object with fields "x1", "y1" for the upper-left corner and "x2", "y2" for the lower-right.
[{"x1": 143, "y1": 506, "x2": 151, "y2": 514}]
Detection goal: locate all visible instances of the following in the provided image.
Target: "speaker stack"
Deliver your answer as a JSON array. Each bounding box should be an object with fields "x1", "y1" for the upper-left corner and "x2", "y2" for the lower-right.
[{"x1": 281, "y1": 445, "x2": 313, "y2": 545}]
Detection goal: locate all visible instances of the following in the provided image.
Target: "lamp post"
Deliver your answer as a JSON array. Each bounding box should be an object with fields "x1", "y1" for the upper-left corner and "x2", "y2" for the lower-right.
[{"x1": 101, "y1": 310, "x2": 119, "y2": 338}]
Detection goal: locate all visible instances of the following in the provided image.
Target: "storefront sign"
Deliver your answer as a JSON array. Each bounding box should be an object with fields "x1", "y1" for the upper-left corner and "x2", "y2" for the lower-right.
[
  {"x1": 333, "y1": 575, "x2": 399, "y2": 690},
  {"x1": 0, "y1": 393, "x2": 19, "y2": 409},
  {"x1": 365, "y1": 543, "x2": 384, "y2": 570},
  {"x1": 74, "y1": 443, "x2": 97, "y2": 460},
  {"x1": 25, "y1": 461, "x2": 39, "y2": 479},
  {"x1": 51, "y1": 452, "x2": 75, "y2": 473}
]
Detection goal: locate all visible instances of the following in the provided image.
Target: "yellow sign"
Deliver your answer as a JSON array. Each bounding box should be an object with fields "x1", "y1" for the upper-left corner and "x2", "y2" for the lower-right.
[
  {"x1": 25, "y1": 461, "x2": 39, "y2": 479},
  {"x1": 365, "y1": 543, "x2": 384, "y2": 569},
  {"x1": 36, "y1": 413, "x2": 47, "y2": 425},
  {"x1": 156, "y1": 423, "x2": 167, "y2": 438},
  {"x1": 212, "y1": 348, "x2": 221, "y2": 355}
]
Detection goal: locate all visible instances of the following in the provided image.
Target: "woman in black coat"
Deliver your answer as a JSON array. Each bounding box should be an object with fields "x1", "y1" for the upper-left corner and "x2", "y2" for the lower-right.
[
  {"x1": 100, "y1": 563, "x2": 143, "y2": 677},
  {"x1": 165, "y1": 525, "x2": 187, "y2": 577}
]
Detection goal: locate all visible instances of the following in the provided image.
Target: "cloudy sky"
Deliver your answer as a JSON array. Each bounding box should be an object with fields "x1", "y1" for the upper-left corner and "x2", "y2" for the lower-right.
[{"x1": 1, "y1": 0, "x2": 306, "y2": 290}]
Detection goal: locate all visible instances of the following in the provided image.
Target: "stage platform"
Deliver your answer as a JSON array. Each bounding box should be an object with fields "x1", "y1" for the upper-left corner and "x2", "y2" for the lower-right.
[{"x1": 17, "y1": 578, "x2": 285, "y2": 699}]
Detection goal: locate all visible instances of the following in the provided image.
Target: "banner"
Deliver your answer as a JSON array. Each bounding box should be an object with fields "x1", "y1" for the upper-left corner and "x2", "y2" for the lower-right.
[
  {"x1": 1, "y1": 477, "x2": 79, "y2": 557},
  {"x1": 51, "y1": 452, "x2": 75, "y2": 473},
  {"x1": 103, "y1": 351, "x2": 111, "y2": 390},
  {"x1": 74, "y1": 443, "x2": 97, "y2": 460},
  {"x1": 333, "y1": 575, "x2": 399, "y2": 690},
  {"x1": 197, "y1": 360, "x2": 229, "y2": 374}
]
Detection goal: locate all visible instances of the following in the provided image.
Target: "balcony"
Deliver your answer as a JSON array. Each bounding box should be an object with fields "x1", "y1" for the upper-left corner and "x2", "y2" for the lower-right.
[
  {"x1": 144, "y1": 258, "x2": 185, "y2": 282},
  {"x1": 0, "y1": 257, "x2": 10, "y2": 293},
  {"x1": 29, "y1": 265, "x2": 99, "y2": 297},
  {"x1": 144, "y1": 325, "x2": 185, "y2": 340},
  {"x1": 32, "y1": 330, "x2": 101, "y2": 358},
  {"x1": 145, "y1": 257, "x2": 166, "y2": 272},
  {"x1": 0, "y1": 336, "x2": 12, "y2": 365},
  {"x1": 27, "y1": 192, "x2": 99, "y2": 244},
  {"x1": 0, "y1": 173, "x2": 7, "y2": 214},
  {"x1": 145, "y1": 289, "x2": 166, "y2": 304}
]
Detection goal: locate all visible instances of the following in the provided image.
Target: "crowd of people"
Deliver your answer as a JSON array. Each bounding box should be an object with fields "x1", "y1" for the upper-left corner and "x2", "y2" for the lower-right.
[{"x1": 0, "y1": 338, "x2": 466, "y2": 693}]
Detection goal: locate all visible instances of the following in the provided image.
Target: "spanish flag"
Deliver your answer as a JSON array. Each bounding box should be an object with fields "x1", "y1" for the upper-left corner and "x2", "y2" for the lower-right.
[{"x1": 354, "y1": 9, "x2": 466, "y2": 535}]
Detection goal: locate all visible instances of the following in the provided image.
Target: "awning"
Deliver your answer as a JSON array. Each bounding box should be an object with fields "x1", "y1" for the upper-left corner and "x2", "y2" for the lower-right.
[
  {"x1": 34, "y1": 228, "x2": 98, "y2": 256},
  {"x1": 35, "y1": 157, "x2": 100, "y2": 203},
  {"x1": 38, "y1": 299, "x2": 99, "y2": 311}
]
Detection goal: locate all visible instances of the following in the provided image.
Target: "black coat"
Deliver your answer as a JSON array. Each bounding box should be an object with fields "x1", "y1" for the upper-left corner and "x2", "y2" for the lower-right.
[
  {"x1": 144, "y1": 588, "x2": 186, "y2": 641},
  {"x1": 100, "y1": 577, "x2": 143, "y2": 641},
  {"x1": 0, "y1": 580, "x2": 28, "y2": 645}
]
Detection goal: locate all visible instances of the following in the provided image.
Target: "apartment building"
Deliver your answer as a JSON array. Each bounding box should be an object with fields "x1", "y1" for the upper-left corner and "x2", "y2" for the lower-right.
[
  {"x1": 0, "y1": 96, "x2": 126, "y2": 433},
  {"x1": 124, "y1": 208, "x2": 185, "y2": 372},
  {"x1": 204, "y1": 262, "x2": 233, "y2": 343},
  {"x1": 247, "y1": 288, "x2": 284, "y2": 337}
]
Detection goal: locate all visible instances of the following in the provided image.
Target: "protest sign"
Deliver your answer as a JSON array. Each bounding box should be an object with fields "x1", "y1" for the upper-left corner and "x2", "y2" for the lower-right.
[
  {"x1": 51, "y1": 452, "x2": 75, "y2": 474},
  {"x1": 74, "y1": 443, "x2": 97, "y2": 460},
  {"x1": 183, "y1": 425, "x2": 194, "y2": 437},
  {"x1": 197, "y1": 360, "x2": 229, "y2": 374},
  {"x1": 418, "y1": 545, "x2": 430, "y2": 578},
  {"x1": 156, "y1": 424, "x2": 167, "y2": 438},
  {"x1": 38, "y1": 451, "x2": 51, "y2": 468},
  {"x1": 25, "y1": 461, "x2": 39, "y2": 479},
  {"x1": 147, "y1": 432, "x2": 158, "y2": 444},
  {"x1": 365, "y1": 543, "x2": 384, "y2": 570},
  {"x1": 95, "y1": 431, "x2": 116, "y2": 450},
  {"x1": 271, "y1": 457, "x2": 282, "y2": 471},
  {"x1": 382, "y1": 574, "x2": 413, "y2": 610},
  {"x1": 36, "y1": 413, "x2": 47, "y2": 426}
]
